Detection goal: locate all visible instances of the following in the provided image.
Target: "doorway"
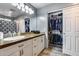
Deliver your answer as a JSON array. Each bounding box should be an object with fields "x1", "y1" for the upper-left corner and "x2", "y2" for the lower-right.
[{"x1": 48, "y1": 10, "x2": 63, "y2": 48}]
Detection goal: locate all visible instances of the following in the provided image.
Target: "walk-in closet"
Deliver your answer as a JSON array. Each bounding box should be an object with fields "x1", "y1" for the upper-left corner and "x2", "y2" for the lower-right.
[{"x1": 48, "y1": 10, "x2": 63, "y2": 47}]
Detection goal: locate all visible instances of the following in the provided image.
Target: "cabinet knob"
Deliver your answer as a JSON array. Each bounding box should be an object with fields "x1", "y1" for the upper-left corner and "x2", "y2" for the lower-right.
[{"x1": 18, "y1": 44, "x2": 24, "y2": 47}]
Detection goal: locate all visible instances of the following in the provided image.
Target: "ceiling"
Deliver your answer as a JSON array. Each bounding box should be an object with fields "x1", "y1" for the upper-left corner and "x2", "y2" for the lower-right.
[
  {"x1": 30, "y1": 3, "x2": 51, "y2": 9},
  {"x1": 0, "y1": 3, "x2": 26, "y2": 18}
]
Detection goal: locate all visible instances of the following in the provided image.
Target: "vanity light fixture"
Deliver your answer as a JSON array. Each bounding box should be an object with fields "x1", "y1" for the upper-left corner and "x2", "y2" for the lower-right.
[{"x1": 11, "y1": 3, "x2": 34, "y2": 14}]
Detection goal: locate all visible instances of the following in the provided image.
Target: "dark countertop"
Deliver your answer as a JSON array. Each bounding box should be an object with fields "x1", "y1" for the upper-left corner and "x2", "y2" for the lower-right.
[{"x1": 0, "y1": 33, "x2": 45, "y2": 49}]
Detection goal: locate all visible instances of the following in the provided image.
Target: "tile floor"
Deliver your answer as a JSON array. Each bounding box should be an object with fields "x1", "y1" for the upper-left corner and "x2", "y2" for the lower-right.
[{"x1": 39, "y1": 46, "x2": 70, "y2": 56}]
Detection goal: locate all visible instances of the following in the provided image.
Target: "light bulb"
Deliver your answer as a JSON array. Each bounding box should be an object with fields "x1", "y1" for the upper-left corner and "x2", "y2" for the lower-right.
[
  {"x1": 17, "y1": 4, "x2": 21, "y2": 10},
  {"x1": 22, "y1": 7, "x2": 25, "y2": 12},
  {"x1": 26, "y1": 10, "x2": 28, "y2": 13},
  {"x1": 25, "y1": 5, "x2": 29, "y2": 10},
  {"x1": 29, "y1": 8, "x2": 34, "y2": 14},
  {"x1": 20, "y1": 3, "x2": 24, "y2": 8},
  {"x1": 28, "y1": 8, "x2": 32, "y2": 14}
]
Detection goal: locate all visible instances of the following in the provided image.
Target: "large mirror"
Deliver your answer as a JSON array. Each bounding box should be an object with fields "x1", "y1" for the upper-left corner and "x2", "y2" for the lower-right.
[{"x1": 0, "y1": 3, "x2": 35, "y2": 39}]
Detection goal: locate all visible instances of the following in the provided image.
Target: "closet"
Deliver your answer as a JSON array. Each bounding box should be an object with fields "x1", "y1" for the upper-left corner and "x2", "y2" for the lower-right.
[
  {"x1": 48, "y1": 11, "x2": 63, "y2": 47},
  {"x1": 63, "y1": 4, "x2": 79, "y2": 55}
]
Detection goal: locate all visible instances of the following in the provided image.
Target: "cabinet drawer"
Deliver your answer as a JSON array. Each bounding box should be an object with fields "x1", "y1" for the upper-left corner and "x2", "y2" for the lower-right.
[
  {"x1": 33, "y1": 38, "x2": 39, "y2": 44},
  {"x1": 40, "y1": 35, "x2": 45, "y2": 40},
  {"x1": 17, "y1": 39, "x2": 32, "y2": 48},
  {"x1": 33, "y1": 38, "x2": 38, "y2": 42},
  {"x1": 24, "y1": 39, "x2": 32, "y2": 46}
]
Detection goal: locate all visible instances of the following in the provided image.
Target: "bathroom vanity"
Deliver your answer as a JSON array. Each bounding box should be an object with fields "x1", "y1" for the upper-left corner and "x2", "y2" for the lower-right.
[{"x1": 0, "y1": 33, "x2": 45, "y2": 56}]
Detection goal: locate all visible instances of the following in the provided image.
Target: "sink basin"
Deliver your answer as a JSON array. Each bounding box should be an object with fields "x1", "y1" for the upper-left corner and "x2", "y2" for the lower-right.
[{"x1": 3, "y1": 36, "x2": 25, "y2": 41}]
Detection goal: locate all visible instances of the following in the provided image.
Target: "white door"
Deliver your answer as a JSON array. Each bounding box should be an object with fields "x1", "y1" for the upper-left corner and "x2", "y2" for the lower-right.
[
  {"x1": 63, "y1": 8, "x2": 76, "y2": 55},
  {"x1": 75, "y1": 15, "x2": 79, "y2": 55}
]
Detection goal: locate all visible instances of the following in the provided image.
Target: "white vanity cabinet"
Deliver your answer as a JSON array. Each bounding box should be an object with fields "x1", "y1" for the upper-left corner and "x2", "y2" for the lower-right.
[
  {"x1": 0, "y1": 39, "x2": 33, "y2": 56},
  {"x1": 33, "y1": 35, "x2": 45, "y2": 56},
  {"x1": 0, "y1": 34, "x2": 45, "y2": 56}
]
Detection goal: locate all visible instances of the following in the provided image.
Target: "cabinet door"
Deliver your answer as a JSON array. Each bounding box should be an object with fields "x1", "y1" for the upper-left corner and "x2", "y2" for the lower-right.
[
  {"x1": 40, "y1": 36, "x2": 44, "y2": 51},
  {"x1": 33, "y1": 38, "x2": 39, "y2": 56},
  {"x1": 41, "y1": 36, "x2": 45, "y2": 50},
  {"x1": 22, "y1": 45, "x2": 33, "y2": 56},
  {"x1": 37, "y1": 36, "x2": 44, "y2": 54},
  {"x1": 37, "y1": 37, "x2": 41, "y2": 54},
  {"x1": 9, "y1": 51, "x2": 20, "y2": 56},
  {"x1": 0, "y1": 44, "x2": 19, "y2": 56}
]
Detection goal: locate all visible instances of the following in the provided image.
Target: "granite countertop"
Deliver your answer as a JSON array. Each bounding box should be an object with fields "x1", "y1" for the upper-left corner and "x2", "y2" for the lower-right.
[{"x1": 0, "y1": 33, "x2": 45, "y2": 49}]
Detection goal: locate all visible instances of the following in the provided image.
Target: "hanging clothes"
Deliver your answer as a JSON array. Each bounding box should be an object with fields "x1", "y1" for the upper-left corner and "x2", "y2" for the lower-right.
[{"x1": 48, "y1": 12, "x2": 63, "y2": 45}]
